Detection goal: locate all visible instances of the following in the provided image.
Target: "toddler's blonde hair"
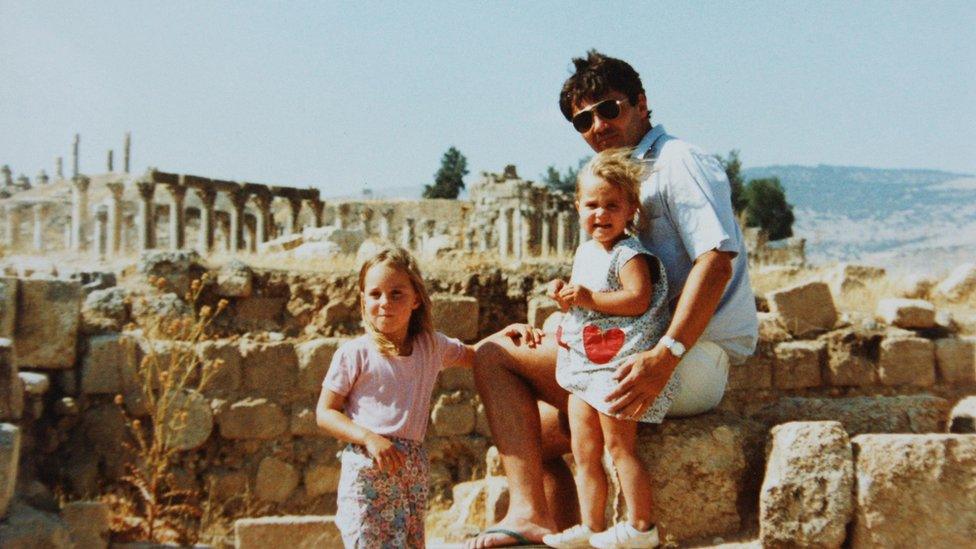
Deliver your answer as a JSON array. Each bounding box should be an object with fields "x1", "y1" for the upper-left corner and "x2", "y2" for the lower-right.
[
  {"x1": 357, "y1": 246, "x2": 434, "y2": 355},
  {"x1": 576, "y1": 147, "x2": 647, "y2": 233}
]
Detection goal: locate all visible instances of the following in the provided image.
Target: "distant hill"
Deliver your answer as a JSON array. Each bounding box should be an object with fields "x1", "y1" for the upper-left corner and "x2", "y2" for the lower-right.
[{"x1": 742, "y1": 164, "x2": 976, "y2": 274}]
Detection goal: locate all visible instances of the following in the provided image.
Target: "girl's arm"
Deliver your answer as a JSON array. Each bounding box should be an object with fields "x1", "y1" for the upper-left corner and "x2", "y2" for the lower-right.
[
  {"x1": 558, "y1": 256, "x2": 653, "y2": 316},
  {"x1": 315, "y1": 388, "x2": 405, "y2": 473}
]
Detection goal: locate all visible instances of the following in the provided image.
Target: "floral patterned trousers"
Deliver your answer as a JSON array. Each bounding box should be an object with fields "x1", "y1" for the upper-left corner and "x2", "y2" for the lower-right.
[{"x1": 335, "y1": 438, "x2": 428, "y2": 548}]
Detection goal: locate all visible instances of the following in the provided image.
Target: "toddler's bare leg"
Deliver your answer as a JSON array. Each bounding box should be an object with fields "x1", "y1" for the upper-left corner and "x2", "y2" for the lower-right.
[
  {"x1": 599, "y1": 414, "x2": 654, "y2": 531},
  {"x1": 568, "y1": 394, "x2": 607, "y2": 531}
]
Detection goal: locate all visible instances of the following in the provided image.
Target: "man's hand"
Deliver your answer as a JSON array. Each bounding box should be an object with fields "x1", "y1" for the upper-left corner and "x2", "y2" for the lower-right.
[
  {"x1": 363, "y1": 432, "x2": 405, "y2": 474},
  {"x1": 606, "y1": 345, "x2": 680, "y2": 419},
  {"x1": 502, "y1": 323, "x2": 544, "y2": 348},
  {"x1": 547, "y1": 279, "x2": 570, "y2": 312},
  {"x1": 557, "y1": 283, "x2": 593, "y2": 310}
]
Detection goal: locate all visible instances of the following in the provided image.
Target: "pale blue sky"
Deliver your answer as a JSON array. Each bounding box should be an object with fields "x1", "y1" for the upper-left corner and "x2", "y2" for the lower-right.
[{"x1": 2, "y1": 1, "x2": 974, "y2": 196}]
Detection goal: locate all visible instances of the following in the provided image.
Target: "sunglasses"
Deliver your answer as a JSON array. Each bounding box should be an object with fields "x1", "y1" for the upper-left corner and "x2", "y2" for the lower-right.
[{"x1": 571, "y1": 98, "x2": 628, "y2": 133}]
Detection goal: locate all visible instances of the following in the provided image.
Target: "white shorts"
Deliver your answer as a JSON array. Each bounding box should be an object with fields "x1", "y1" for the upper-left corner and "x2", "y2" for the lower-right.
[{"x1": 665, "y1": 340, "x2": 730, "y2": 417}]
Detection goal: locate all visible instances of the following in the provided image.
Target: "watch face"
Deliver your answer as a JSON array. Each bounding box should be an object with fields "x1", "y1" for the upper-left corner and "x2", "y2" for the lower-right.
[{"x1": 673, "y1": 342, "x2": 686, "y2": 356}]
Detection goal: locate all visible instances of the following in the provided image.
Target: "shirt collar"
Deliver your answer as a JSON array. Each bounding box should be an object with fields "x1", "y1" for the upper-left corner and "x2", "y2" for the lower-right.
[{"x1": 633, "y1": 124, "x2": 667, "y2": 160}]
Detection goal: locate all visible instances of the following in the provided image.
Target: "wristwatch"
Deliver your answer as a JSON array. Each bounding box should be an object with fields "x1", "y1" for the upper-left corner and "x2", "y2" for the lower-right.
[{"x1": 660, "y1": 335, "x2": 686, "y2": 358}]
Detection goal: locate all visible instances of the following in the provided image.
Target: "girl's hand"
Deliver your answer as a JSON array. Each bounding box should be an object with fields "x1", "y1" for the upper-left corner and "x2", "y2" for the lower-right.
[
  {"x1": 558, "y1": 283, "x2": 593, "y2": 309},
  {"x1": 364, "y1": 432, "x2": 405, "y2": 473},
  {"x1": 547, "y1": 279, "x2": 570, "y2": 312},
  {"x1": 502, "y1": 323, "x2": 544, "y2": 348}
]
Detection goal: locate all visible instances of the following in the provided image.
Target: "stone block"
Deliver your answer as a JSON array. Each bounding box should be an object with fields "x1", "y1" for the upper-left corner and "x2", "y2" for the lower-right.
[
  {"x1": 240, "y1": 341, "x2": 298, "y2": 400},
  {"x1": 0, "y1": 340, "x2": 22, "y2": 421},
  {"x1": 826, "y1": 263, "x2": 886, "y2": 298},
  {"x1": 757, "y1": 311, "x2": 792, "y2": 343},
  {"x1": 878, "y1": 336, "x2": 935, "y2": 386},
  {"x1": 850, "y1": 434, "x2": 976, "y2": 547},
  {"x1": 760, "y1": 421, "x2": 853, "y2": 548},
  {"x1": 216, "y1": 260, "x2": 253, "y2": 297},
  {"x1": 430, "y1": 478, "x2": 510, "y2": 540},
  {"x1": 81, "y1": 286, "x2": 130, "y2": 333},
  {"x1": 304, "y1": 463, "x2": 341, "y2": 497},
  {"x1": 61, "y1": 500, "x2": 110, "y2": 549},
  {"x1": 80, "y1": 334, "x2": 138, "y2": 394},
  {"x1": 431, "y1": 293, "x2": 479, "y2": 341},
  {"x1": 629, "y1": 412, "x2": 761, "y2": 541},
  {"x1": 0, "y1": 423, "x2": 20, "y2": 518},
  {"x1": 934, "y1": 262, "x2": 976, "y2": 301},
  {"x1": 208, "y1": 469, "x2": 249, "y2": 501},
  {"x1": 727, "y1": 354, "x2": 772, "y2": 390},
  {"x1": 216, "y1": 398, "x2": 287, "y2": 439},
  {"x1": 18, "y1": 371, "x2": 49, "y2": 396},
  {"x1": 257, "y1": 233, "x2": 304, "y2": 254},
  {"x1": 161, "y1": 389, "x2": 213, "y2": 451},
  {"x1": 767, "y1": 281, "x2": 837, "y2": 337},
  {"x1": 289, "y1": 406, "x2": 324, "y2": 437},
  {"x1": 0, "y1": 278, "x2": 17, "y2": 338},
  {"x1": 196, "y1": 339, "x2": 242, "y2": 396},
  {"x1": 431, "y1": 392, "x2": 475, "y2": 436},
  {"x1": 438, "y1": 365, "x2": 475, "y2": 391},
  {"x1": 233, "y1": 297, "x2": 287, "y2": 327},
  {"x1": 0, "y1": 502, "x2": 71, "y2": 548},
  {"x1": 753, "y1": 395, "x2": 948, "y2": 435},
  {"x1": 949, "y1": 396, "x2": 976, "y2": 433},
  {"x1": 527, "y1": 295, "x2": 559, "y2": 329},
  {"x1": 876, "y1": 298, "x2": 936, "y2": 329},
  {"x1": 935, "y1": 337, "x2": 975, "y2": 384},
  {"x1": 295, "y1": 338, "x2": 342, "y2": 392},
  {"x1": 234, "y1": 515, "x2": 342, "y2": 549},
  {"x1": 137, "y1": 249, "x2": 205, "y2": 297},
  {"x1": 255, "y1": 457, "x2": 299, "y2": 503},
  {"x1": 14, "y1": 279, "x2": 82, "y2": 369},
  {"x1": 772, "y1": 340, "x2": 824, "y2": 389},
  {"x1": 820, "y1": 329, "x2": 879, "y2": 387}
]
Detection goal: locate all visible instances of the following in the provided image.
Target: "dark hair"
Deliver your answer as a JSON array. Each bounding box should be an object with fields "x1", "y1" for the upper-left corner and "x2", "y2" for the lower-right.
[{"x1": 559, "y1": 49, "x2": 649, "y2": 122}]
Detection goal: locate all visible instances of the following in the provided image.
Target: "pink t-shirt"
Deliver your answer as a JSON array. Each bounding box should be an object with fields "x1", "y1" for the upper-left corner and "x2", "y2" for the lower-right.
[{"x1": 322, "y1": 332, "x2": 467, "y2": 442}]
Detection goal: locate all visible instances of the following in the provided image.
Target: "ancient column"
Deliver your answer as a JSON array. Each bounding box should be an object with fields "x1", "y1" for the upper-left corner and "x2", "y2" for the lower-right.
[
  {"x1": 31, "y1": 203, "x2": 46, "y2": 251},
  {"x1": 245, "y1": 216, "x2": 257, "y2": 252},
  {"x1": 284, "y1": 196, "x2": 302, "y2": 235},
  {"x1": 107, "y1": 150, "x2": 114, "y2": 172},
  {"x1": 556, "y1": 211, "x2": 568, "y2": 256},
  {"x1": 55, "y1": 157, "x2": 63, "y2": 179},
  {"x1": 1, "y1": 166, "x2": 11, "y2": 188},
  {"x1": 124, "y1": 132, "x2": 131, "y2": 173},
  {"x1": 71, "y1": 175, "x2": 91, "y2": 251},
  {"x1": 228, "y1": 190, "x2": 248, "y2": 252},
  {"x1": 164, "y1": 184, "x2": 187, "y2": 250},
  {"x1": 4, "y1": 204, "x2": 20, "y2": 249},
  {"x1": 72, "y1": 134, "x2": 80, "y2": 177},
  {"x1": 465, "y1": 227, "x2": 476, "y2": 252},
  {"x1": 105, "y1": 182, "x2": 124, "y2": 256},
  {"x1": 309, "y1": 198, "x2": 325, "y2": 228},
  {"x1": 360, "y1": 209, "x2": 374, "y2": 236},
  {"x1": 336, "y1": 204, "x2": 349, "y2": 229},
  {"x1": 252, "y1": 193, "x2": 272, "y2": 244},
  {"x1": 401, "y1": 218, "x2": 415, "y2": 250},
  {"x1": 478, "y1": 223, "x2": 488, "y2": 252},
  {"x1": 378, "y1": 210, "x2": 392, "y2": 241},
  {"x1": 512, "y1": 208, "x2": 524, "y2": 260},
  {"x1": 93, "y1": 207, "x2": 108, "y2": 259},
  {"x1": 136, "y1": 180, "x2": 156, "y2": 251},
  {"x1": 540, "y1": 214, "x2": 551, "y2": 257},
  {"x1": 194, "y1": 187, "x2": 217, "y2": 254},
  {"x1": 497, "y1": 207, "x2": 510, "y2": 258}
]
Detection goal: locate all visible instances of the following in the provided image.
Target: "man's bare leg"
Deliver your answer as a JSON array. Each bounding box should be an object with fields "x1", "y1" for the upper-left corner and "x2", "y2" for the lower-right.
[
  {"x1": 539, "y1": 400, "x2": 579, "y2": 530},
  {"x1": 466, "y1": 333, "x2": 573, "y2": 548}
]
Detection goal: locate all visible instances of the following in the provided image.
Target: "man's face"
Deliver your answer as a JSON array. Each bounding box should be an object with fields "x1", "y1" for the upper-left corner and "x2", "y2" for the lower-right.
[{"x1": 572, "y1": 90, "x2": 650, "y2": 152}]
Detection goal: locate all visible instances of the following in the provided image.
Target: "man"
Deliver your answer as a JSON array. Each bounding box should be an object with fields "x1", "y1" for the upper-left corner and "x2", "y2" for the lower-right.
[{"x1": 466, "y1": 50, "x2": 758, "y2": 548}]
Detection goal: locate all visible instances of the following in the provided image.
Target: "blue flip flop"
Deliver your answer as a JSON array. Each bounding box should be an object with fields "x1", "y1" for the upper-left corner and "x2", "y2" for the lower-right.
[{"x1": 477, "y1": 527, "x2": 537, "y2": 547}]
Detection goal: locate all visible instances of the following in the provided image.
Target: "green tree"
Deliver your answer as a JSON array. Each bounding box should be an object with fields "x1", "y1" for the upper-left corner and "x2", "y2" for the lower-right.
[
  {"x1": 542, "y1": 156, "x2": 590, "y2": 194},
  {"x1": 717, "y1": 150, "x2": 747, "y2": 215},
  {"x1": 744, "y1": 177, "x2": 795, "y2": 240},
  {"x1": 423, "y1": 146, "x2": 468, "y2": 199}
]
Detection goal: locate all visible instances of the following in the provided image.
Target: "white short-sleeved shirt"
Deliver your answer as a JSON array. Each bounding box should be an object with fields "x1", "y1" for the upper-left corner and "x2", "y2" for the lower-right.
[
  {"x1": 634, "y1": 125, "x2": 758, "y2": 363},
  {"x1": 322, "y1": 332, "x2": 467, "y2": 442}
]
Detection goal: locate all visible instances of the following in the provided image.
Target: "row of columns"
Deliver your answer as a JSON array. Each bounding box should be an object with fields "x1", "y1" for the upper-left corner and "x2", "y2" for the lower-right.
[{"x1": 495, "y1": 207, "x2": 575, "y2": 259}]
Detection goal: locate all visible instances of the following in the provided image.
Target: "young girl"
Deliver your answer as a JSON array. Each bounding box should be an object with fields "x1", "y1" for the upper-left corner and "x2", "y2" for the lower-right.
[
  {"x1": 542, "y1": 148, "x2": 674, "y2": 548},
  {"x1": 315, "y1": 246, "x2": 475, "y2": 548}
]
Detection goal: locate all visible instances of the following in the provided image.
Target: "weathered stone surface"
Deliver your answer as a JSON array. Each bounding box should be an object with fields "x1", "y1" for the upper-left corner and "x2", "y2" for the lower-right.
[
  {"x1": 235, "y1": 515, "x2": 342, "y2": 549},
  {"x1": 527, "y1": 295, "x2": 559, "y2": 329},
  {"x1": 233, "y1": 297, "x2": 286, "y2": 329},
  {"x1": 773, "y1": 340, "x2": 824, "y2": 389},
  {"x1": 81, "y1": 334, "x2": 138, "y2": 394},
  {"x1": 934, "y1": 262, "x2": 976, "y2": 301},
  {"x1": 208, "y1": 469, "x2": 249, "y2": 501},
  {"x1": 61, "y1": 500, "x2": 110, "y2": 549},
  {"x1": 0, "y1": 502, "x2": 71, "y2": 548},
  {"x1": 878, "y1": 336, "x2": 935, "y2": 386},
  {"x1": 14, "y1": 279, "x2": 82, "y2": 369},
  {"x1": 0, "y1": 423, "x2": 20, "y2": 518},
  {"x1": 826, "y1": 263, "x2": 886, "y2": 299},
  {"x1": 137, "y1": 249, "x2": 205, "y2": 296},
  {"x1": 431, "y1": 391, "x2": 475, "y2": 436},
  {"x1": 0, "y1": 278, "x2": 17, "y2": 338},
  {"x1": 431, "y1": 293, "x2": 479, "y2": 341},
  {"x1": 753, "y1": 395, "x2": 948, "y2": 435},
  {"x1": 196, "y1": 339, "x2": 242, "y2": 396},
  {"x1": 216, "y1": 259, "x2": 253, "y2": 297},
  {"x1": 240, "y1": 341, "x2": 298, "y2": 400},
  {"x1": 728, "y1": 354, "x2": 772, "y2": 390},
  {"x1": 81, "y1": 286, "x2": 130, "y2": 332},
  {"x1": 630, "y1": 412, "x2": 761, "y2": 541},
  {"x1": 18, "y1": 372, "x2": 49, "y2": 396},
  {"x1": 429, "y1": 478, "x2": 510, "y2": 541},
  {"x1": 255, "y1": 456, "x2": 299, "y2": 503},
  {"x1": 767, "y1": 282, "x2": 837, "y2": 337},
  {"x1": 304, "y1": 463, "x2": 341, "y2": 497},
  {"x1": 757, "y1": 311, "x2": 792, "y2": 343},
  {"x1": 850, "y1": 434, "x2": 976, "y2": 547},
  {"x1": 949, "y1": 396, "x2": 976, "y2": 433},
  {"x1": 760, "y1": 421, "x2": 853, "y2": 548},
  {"x1": 876, "y1": 298, "x2": 936, "y2": 329},
  {"x1": 0, "y1": 340, "x2": 22, "y2": 421},
  {"x1": 257, "y1": 233, "x2": 304, "y2": 254},
  {"x1": 289, "y1": 406, "x2": 325, "y2": 437},
  {"x1": 295, "y1": 338, "x2": 341, "y2": 392},
  {"x1": 301, "y1": 226, "x2": 365, "y2": 254},
  {"x1": 130, "y1": 292, "x2": 193, "y2": 324},
  {"x1": 161, "y1": 389, "x2": 213, "y2": 450},
  {"x1": 935, "y1": 337, "x2": 975, "y2": 384},
  {"x1": 216, "y1": 398, "x2": 287, "y2": 439},
  {"x1": 438, "y1": 365, "x2": 475, "y2": 391},
  {"x1": 820, "y1": 329, "x2": 879, "y2": 386}
]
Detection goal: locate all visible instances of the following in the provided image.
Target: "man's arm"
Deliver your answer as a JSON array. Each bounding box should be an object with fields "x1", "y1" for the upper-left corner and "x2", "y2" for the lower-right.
[{"x1": 605, "y1": 249, "x2": 733, "y2": 418}]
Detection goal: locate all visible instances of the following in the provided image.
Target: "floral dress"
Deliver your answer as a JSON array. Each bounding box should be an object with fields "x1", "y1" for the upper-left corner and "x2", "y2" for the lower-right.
[{"x1": 556, "y1": 237, "x2": 677, "y2": 423}]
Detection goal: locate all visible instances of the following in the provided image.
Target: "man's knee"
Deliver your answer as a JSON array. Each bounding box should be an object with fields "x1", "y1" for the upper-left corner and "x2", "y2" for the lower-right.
[{"x1": 666, "y1": 341, "x2": 730, "y2": 417}]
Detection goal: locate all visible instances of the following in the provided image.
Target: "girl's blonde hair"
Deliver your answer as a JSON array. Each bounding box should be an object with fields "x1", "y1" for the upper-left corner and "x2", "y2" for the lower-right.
[
  {"x1": 357, "y1": 246, "x2": 434, "y2": 355},
  {"x1": 576, "y1": 147, "x2": 647, "y2": 233}
]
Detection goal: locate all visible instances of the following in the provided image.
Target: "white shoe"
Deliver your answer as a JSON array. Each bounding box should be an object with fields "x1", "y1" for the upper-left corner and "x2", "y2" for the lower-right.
[
  {"x1": 541, "y1": 524, "x2": 596, "y2": 548},
  {"x1": 589, "y1": 523, "x2": 659, "y2": 548}
]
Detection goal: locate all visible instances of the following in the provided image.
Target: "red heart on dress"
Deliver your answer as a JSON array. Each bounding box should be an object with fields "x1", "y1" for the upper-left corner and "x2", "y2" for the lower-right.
[{"x1": 582, "y1": 325, "x2": 625, "y2": 364}]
